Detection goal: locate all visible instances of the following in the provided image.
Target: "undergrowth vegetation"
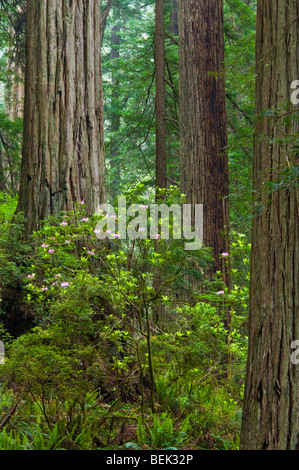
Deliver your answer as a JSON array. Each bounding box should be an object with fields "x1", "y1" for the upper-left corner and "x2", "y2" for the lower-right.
[{"x1": 0, "y1": 188, "x2": 250, "y2": 450}]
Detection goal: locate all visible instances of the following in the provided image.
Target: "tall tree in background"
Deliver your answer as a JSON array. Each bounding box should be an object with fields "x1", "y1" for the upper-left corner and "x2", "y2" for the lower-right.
[
  {"x1": 109, "y1": 3, "x2": 121, "y2": 200},
  {"x1": 16, "y1": 0, "x2": 106, "y2": 236},
  {"x1": 169, "y1": 0, "x2": 178, "y2": 37},
  {"x1": 178, "y1": 0, "x2": 231, "y2": 282},
  {"x1": 0, "y1": 0, "x2": 26, "y2": 193},
  {"x1": 240, "y1": 0, "x2": 299, "y2": 450},
  {"x1": 155, "y1": 0, "x2": 167, "y2": 191}
]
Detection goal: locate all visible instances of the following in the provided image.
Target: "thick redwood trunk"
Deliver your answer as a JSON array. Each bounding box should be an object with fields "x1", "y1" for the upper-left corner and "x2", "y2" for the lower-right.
[
  {"x1": 240, "y1": 0, "x2": 299, "y2": 450},
  {"x1": 179, "y1": 0, "x2": 230, "y2": 280},
  {"x1": 17, "y1": 0, "x2": 105, "y2": 236}
]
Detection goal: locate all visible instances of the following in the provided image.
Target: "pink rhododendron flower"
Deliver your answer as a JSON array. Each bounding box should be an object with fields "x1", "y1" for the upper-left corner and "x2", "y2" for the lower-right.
[
  {"x1": 60, "y1": 222, "x2": 67, "y2": 227},
  {"x1": 113, "y1": 233, "x2": 121, "y2": 239},
  {"x1": 48, "y1": 249, "x2": 55, "y2": 254},
  {"x1": 61, "y1": 282, "x2": 69, "y2": 288},
  {"x1": 42, "y1": 244, "x2": 49, "y2": 249},
  {"x1": 216, "y1": 290, "x2": 225, "y2": 295},
  {"x1": 222, "y1": 252, "x2": 229, "y2": 258}
]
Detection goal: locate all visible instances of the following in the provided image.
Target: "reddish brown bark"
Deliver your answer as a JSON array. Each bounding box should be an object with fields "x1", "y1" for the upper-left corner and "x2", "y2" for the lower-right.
[
  {"x1": 240, "y1": 0, "x2": 299, "y2": 450},
  {"x1": 179, "y1": 0, "x2": 230, "y2": 282},
  {"x1": 16, "y1": 0, "x2": 106, "y2": 236}
]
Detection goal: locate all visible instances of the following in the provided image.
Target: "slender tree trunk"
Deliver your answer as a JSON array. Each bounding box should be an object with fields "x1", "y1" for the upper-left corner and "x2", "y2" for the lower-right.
[
  {"x1": 16, "y1": 0, "x2": 106, "y2": 236},
  {"x1": 5, "y1": 7, "x2": 26, "y2": 121},
  {"x1": 110, "y1": 6, "x2": 121, "y2": 200},
  {"x1": 240, "y1": 0, "x2": 299, "y2": 450},
  {"x1": 153, "y1": 0, "x2": 167, "y2": 324},
  {"x1": 178, "y1": 0, "x2": 231, "y2": 282},
  {"x1": 101, "y1": 0, "x2": 116, "y2": 44},
  {"x1": 170, "y1": 0, "x2": 178, "y2": 37},
  {"x1": 155, "y1": 0, "x2": 167, "y2": 191},
  {"x1": 0, "y1": 148, "x2": 5, "y2": 192},
  {"x1": 5, "y1": 60, "x2": 24, "y2": 120},
  {"x1": 5, "y1": 35, "x2": 24, "y2": 194}
]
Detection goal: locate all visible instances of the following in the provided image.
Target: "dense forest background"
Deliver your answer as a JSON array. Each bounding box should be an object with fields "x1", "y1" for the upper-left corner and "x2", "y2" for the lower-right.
[{"x1": 0, "y1": 0, "x2": 297, "y2": 451}]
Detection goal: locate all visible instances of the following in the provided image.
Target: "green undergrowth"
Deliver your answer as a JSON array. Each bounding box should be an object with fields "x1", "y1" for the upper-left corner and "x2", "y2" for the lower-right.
[{"x1": 0, "y1": 189, "x2": 250, "y2": 450}]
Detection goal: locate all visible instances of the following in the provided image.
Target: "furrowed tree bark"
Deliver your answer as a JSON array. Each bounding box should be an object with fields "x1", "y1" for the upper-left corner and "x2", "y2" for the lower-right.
[
  {"x1": 155, "y1": 0, "x2": 167, "y2": 191},
  {"x1": 240, "y1": 0, "x2": 299, "y2": 450},
  {"x1": 178, "y1": 0, "x2": 231, "y2": 282},
  {"x1": 16, "y1": 0, "x2": 106, "y2": 236}
]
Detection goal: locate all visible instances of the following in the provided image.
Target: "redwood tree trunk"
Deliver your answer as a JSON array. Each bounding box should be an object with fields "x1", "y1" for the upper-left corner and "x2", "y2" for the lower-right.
[
  {"x1": 170, "y1": 0, "x2": 178, "y2": 37},
  {"x1": 155, "y1": 0, "x2": 167, "y2": 191},
  {"x1": 178, "y1": 0, "x2": 230, "y2": 281},
  {"x1": 17, "y1": 0, "x2": 106, "y2": 236},
  {"x1": 109, "y1": 6, "x2": 121, "y2": 200},
  {"x1": 240, "y1": 0, "x2": 299, "y2": 450}
]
